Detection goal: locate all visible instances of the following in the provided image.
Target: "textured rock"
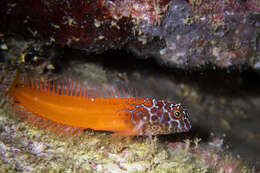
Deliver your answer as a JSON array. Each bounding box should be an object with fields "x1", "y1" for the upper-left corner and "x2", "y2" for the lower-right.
[
  {"x1": 0, "y1": 0, "x2": 170, "y2": 52},
  {"x1": 0, "y1": 0, "x2": 260, "y2": 68},
  {"x1": 136, "y1": 0, "x2": 260, "y2": 68},
  {"x1": 0, "y1": 47, "x2": 259, "y2": 172}
]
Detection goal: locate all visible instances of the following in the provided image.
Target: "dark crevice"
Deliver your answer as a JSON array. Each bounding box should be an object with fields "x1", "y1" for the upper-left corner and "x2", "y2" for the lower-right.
[{"x1": 53, "y1": 47, "x2": 260, "y2": 98}]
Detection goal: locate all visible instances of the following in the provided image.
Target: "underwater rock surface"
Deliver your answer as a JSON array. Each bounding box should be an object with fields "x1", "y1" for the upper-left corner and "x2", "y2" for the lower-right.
[
  {"x1": 0, "y1": 0, "x2": 260, "y2": 68},
  {"x1": 1, "y1": 0, "x2": 260, "y2": 172},
  {"x1": 0, "y1": 60, "x2": 257, "y2": 172},
  {"x1": 0, "y1": 42, "x2": 260, "y2": 171}
]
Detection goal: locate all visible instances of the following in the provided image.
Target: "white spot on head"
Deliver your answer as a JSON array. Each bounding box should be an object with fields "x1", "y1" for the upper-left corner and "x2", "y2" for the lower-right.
[{"x1": 91, "y1": 98, "x2": 95, "y2": 102}]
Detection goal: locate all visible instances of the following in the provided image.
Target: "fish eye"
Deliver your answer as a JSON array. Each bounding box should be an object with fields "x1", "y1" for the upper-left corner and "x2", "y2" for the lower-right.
[{"x1": 174, "y1": 111, "x2": 181, "y2": 119}]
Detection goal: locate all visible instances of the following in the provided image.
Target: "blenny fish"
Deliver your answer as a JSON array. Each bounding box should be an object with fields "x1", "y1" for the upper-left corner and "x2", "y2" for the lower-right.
[{"x1": 6, "y1": 70, "x2": 191, "y2": 137}]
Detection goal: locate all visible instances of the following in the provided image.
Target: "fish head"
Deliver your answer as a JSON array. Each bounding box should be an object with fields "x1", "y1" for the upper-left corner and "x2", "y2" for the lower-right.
[{"x1": 141, "y1": 101, "x2": 192, "y2": 136}]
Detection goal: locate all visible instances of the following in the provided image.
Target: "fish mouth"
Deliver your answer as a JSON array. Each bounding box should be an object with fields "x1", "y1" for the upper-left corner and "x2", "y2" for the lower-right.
[{"x1": 172, "y1": 125, "x2": 192, "y2": 133}]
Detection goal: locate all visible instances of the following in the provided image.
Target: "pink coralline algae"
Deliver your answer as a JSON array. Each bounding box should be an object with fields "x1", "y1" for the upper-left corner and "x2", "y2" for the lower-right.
[
  {"x1": 99, "y1": 0, "x2": 171, "y2": 25},
  {"x1": 168, "y1": 137, "x2": 247, "y2": 173},
  {"x1": 0, "y1": 0, "x2": 260, "y2": 69},
  {"x1": 139, "y1": 0, "x2": 260, "y2": 68},
  {"x1": 0, "y1": 0, "x2": 170, "y2": 52}
]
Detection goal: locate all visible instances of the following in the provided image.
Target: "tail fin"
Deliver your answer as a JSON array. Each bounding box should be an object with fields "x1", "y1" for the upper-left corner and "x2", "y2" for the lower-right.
[{"x1": 6, "y1": 68, "x2": 20, "y2": 97}]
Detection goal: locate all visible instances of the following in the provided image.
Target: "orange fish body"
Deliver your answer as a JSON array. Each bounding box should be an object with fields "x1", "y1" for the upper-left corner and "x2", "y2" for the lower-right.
[{"x1": 7, "y1": 71, "x2": 192, "y2": 136}]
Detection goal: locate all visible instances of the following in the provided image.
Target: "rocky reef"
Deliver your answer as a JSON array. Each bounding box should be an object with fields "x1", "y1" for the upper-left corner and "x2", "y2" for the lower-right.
[
  {"x1": 0, "y1": 0, "x2": 260, "y2": 172},
  {"x1": 0, "y1": 0, "x2": 260, "y2": 68},
  {"x1": 0, "y1": 60, "x2": 257, "y2": 172}
]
